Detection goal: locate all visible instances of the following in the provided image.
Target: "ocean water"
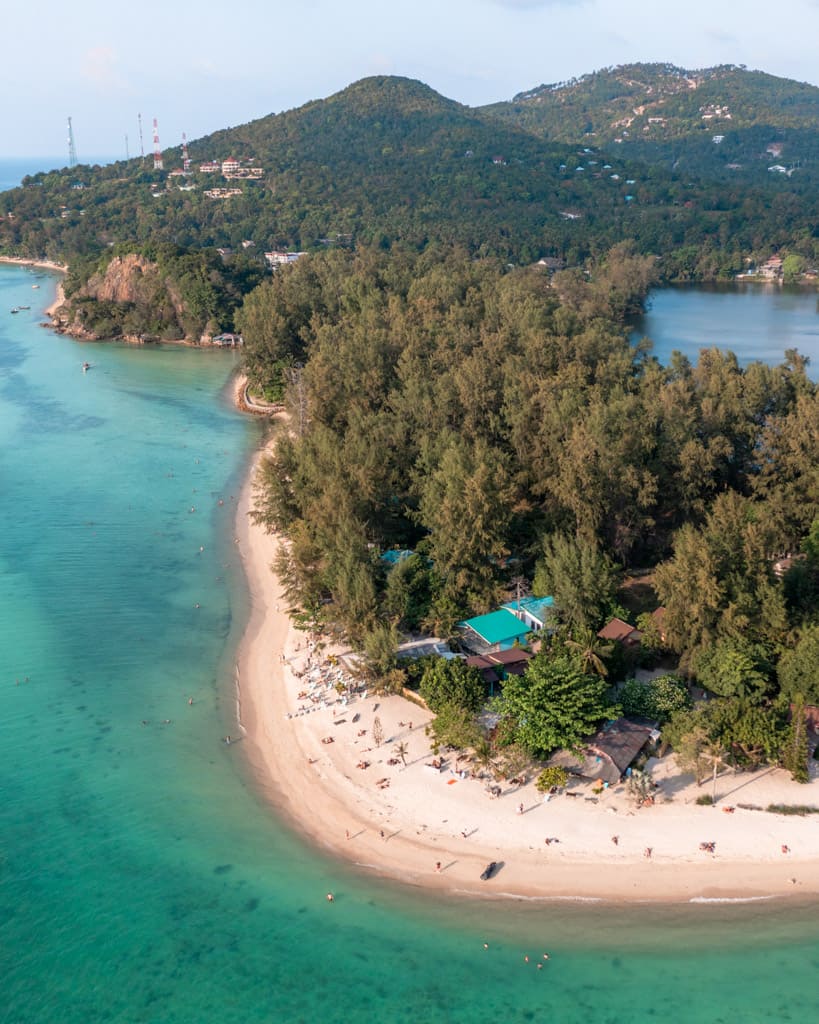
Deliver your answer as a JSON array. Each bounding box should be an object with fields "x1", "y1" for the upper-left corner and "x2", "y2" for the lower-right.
[
  {"x1": 0, "y1": 156, "x2": 118, "y2": 193},
  {"x1": 1, "y1": 265, "x2": 819, "y2": 1023}
]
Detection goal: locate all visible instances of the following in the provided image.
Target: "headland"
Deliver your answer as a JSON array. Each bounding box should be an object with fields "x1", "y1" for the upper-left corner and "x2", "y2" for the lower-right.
[{"x1": 231, "y1": 417, "x2": 819, "y2": 904}]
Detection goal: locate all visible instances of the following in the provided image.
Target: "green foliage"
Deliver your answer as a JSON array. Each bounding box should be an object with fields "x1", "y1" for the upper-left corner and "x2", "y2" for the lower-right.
[
  {"x1": 781, "y1": 699, "x2": 810, "y2": 783},
  {"x1": 654, "y1": 491, "x2": 787, "y2": 661},
  {"x1": 766, "y1": 804, "x2": 819, "y2": 816},
  {"x1": 777, "y1": 626, "x2": 819, "y2": 704},
  {"x1": 382, "y1": 554, "x2": 434, "y2": 632},
  {"x1": 533, "y1": 533, "x2": 620, "y2": 631},
  {"x1": 665, "y1": 697, "x2": 789, "y2": 773},
  {"x1": 535, "y1": 766, "x2": 569, "y2": 792},
  {"x1": 493, "y1": 652, "x2": 614, "y2": 758},
  {"x1": 781, "y1": 254, "x2": 806, "y2": 283},
  {"x1": 626, "y1": 769, "x2": 654, "y2": 805},
  {"x1": 618, "y1": 675, "x2": 690, "y2": 722},
  {"x1": 425, "y1": 702, "x2": 482, "y2": 753},
  {"x1": 694, "y1": 639, "x2": 773, "y2": 702},
  {"x1": 362, "y1": 622, "x2": 401, "y2": 682},
  {"x1": 4, "y1": 70, "x2": 819, "y2": 293},
  {"x1": 419, "y1": 658, "x2": 486, "y2": 714}
]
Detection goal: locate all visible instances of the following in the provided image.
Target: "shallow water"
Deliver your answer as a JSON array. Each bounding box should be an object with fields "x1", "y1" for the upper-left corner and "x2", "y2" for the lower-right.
[{"x1": 1, "y1": 265, "x2": 818, "y2": 1024}]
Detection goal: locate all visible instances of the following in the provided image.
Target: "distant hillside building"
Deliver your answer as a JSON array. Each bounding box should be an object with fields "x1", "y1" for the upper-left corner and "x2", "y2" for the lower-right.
[{"x1": 264, "y1": 251, "x2": 307, "y2": 268}]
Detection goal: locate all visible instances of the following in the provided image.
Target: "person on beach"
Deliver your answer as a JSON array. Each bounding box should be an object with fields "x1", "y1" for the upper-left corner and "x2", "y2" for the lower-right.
[{"x1": 435, "y1": 861, "x2": 441, "y2": 872}]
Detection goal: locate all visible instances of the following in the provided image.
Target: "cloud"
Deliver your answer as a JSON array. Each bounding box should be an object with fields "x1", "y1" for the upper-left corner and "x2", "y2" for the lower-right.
[{"x1": 80, "y1": 46, "x2": 132, "y2": 92}]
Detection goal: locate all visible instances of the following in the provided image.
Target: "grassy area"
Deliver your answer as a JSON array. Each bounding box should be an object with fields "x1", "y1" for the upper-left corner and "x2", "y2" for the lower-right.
[{"x1": 766, "y1": 804, "x2": 819, "y2": 816}]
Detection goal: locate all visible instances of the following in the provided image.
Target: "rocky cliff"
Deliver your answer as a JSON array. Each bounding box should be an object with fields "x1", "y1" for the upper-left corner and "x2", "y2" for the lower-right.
[{"x1": 53, "y1": 254, "x2": 188, "y2": 342}]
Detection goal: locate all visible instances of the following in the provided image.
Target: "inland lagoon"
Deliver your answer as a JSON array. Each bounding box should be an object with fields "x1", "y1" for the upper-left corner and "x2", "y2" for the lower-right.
[
  {"x1": 1, "y1": 264, "x2": 818, "y2": 1023},
  {"x1": 634, "y1": 282, "x2": 819, "y2": 372}
]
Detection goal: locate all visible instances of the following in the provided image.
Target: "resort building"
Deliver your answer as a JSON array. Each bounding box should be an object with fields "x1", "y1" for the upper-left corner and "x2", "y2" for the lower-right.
[
  {"x1": 264, "y1": 251, "x2": 308, "y2": 268},
  {"x1": 550, "y1": 716, "x2": 660, "y2": 786},
  {"x1": 458, "y1": 609, "x2": 532, "y2": 655}
]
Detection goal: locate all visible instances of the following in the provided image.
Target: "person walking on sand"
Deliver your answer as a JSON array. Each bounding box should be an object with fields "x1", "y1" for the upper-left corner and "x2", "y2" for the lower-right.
[{"x1": 435, "y1": 861, "x2": 441, "y2": 873}]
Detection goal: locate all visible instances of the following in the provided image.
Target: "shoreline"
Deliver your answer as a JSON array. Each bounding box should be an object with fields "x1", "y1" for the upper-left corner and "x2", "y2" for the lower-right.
[
  {"x1": 232, "y1": 431, "x2": 819, "y2": 905},
  {"x1": 0, "y1": 256, "x2": 66, "y2": 316}
]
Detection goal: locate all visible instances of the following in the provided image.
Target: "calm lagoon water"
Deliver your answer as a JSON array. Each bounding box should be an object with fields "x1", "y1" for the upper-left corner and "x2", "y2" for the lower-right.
[
  {"x1": 2, "y1": 265, "x2": 818, "y2": 1023},
  {"x1": 634, "y1": 283, "x2": 819, "y2": 372}
]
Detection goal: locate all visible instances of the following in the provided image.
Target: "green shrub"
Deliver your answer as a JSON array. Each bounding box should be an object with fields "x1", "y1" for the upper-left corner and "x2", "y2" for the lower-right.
[{"x1": 766, "y1": 804, "x2": 819, "y2": 816}]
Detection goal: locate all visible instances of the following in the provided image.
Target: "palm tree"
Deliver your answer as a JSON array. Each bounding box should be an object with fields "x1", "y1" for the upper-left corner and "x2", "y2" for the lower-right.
[
  {"x1": 393, "y1": 740, "x2": 408, "y2": 766},
  {"x1": 700, "y1": 740, "x2": 732, "y2": 805},
  {"x1": 472, "y1": 738, "x2": 498, "y2": 778},
  {"x1": 565, "y1": 627, "x2": 613, "y2": 678}
]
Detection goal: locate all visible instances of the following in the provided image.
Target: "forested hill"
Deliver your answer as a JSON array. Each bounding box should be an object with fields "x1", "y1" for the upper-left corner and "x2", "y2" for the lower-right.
[
  {"x1": 481, "y1": 63, "x2": 819, "y2": 186},
  {"x1": 2, "y1": 73, "x2": 819, "y2": 282}
]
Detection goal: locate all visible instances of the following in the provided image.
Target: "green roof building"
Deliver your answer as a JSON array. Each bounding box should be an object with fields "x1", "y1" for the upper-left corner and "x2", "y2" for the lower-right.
[{"x1": 457, "y1": 609, "x2": 530, "y2": 654}]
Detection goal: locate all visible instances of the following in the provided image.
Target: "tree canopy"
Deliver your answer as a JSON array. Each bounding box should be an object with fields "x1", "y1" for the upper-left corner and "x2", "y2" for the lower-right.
[{"x1": 493, "y1": 653, "x2": 615, "y2": 758}]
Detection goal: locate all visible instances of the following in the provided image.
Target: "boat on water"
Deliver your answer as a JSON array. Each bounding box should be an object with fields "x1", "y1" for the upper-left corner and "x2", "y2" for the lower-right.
[{"x1": 10, "y1": 307, "x2": 19, "y2": 313}]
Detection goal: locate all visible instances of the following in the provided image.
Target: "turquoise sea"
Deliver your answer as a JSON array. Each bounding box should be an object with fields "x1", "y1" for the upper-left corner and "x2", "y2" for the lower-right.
[{"x1": 1, "y1": 266, "x2": 818, "y2": 1023}]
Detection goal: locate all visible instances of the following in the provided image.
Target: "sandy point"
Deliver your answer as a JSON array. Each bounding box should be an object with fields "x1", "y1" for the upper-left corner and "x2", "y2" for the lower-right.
[{"x1": 231, "y1": 440, "x2": 819, "y2": 904}]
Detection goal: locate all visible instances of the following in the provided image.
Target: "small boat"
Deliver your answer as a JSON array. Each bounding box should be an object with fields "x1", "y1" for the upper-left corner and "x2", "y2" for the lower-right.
[
  {"x1": 10, "y1": 307, "x2": 19, "y2": 313},
  {"x1": 17, "y1": 305, "x2": 30, "y2": 310},
  {"x1": 480, "y1": 861, "x2": 498, "y2": 881},
  {"x1": 32, "y1": 284, "x2": 40, "y2": 289}
]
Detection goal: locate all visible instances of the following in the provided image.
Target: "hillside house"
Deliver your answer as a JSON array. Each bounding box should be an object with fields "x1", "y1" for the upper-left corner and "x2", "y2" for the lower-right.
[{"x1": 265, "y1": 251, "x2": 307, "y2": 268}]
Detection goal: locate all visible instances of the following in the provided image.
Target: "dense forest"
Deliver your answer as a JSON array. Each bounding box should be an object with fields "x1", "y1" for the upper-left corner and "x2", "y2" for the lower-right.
[
  {"x1": 2, "y1": 70, "x2": 819, "y2": 320},
  {"x1": 3, "y1": 64, "x2": 818, "y2": 779},
  {"x1": 246, "y1": 246, "x2": 819, "y2": 780}
]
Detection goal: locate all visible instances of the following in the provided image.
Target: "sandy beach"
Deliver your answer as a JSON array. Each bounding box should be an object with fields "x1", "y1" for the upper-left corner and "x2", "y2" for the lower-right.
[{"x1": 233, "y1": 428, "x2": 819, "y2": 904}]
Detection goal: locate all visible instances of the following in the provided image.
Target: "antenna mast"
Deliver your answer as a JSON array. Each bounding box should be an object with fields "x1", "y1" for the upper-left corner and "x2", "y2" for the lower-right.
[
  {"x1": 67, "y1": 117, "x2": 77, "y2": 168},
  {"x1": 138, "y1": 113, "x2": 145, "y2": 160},
  {"x1": 152, "y1": 118, "x2": 163, "y2": 170},
  {"x1": 181, "y1": 132, "x2": 190, "y2": 172},
  {"x1": 125, "y1": 134, "x2": 130, "y2": 161}
]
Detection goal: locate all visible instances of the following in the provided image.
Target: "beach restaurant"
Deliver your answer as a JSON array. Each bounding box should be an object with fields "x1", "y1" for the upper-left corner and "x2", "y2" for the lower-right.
[{"x1": 550, "y1": 716, "x2": 660, "y2": 786}]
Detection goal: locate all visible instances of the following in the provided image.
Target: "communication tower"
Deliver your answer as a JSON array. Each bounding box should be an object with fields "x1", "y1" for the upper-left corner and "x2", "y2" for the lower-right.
[
  {"x1": 67, "y1": 117, "x2": 77, "y2": 168},
  {"x1": 181, "y1": 132, "x2": 190, "y2": 172},
  {"x1": 152, "y1": 118, "x2": 163, "y2": 171},
  {"x1": 138, "y1": 113, "x2": 145, "y2": 160},
  {"x1": 125, "y1": 134, "x2": 130, "y2": 161}
]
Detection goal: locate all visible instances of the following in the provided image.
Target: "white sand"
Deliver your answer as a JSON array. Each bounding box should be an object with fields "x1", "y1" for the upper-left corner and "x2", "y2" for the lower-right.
[{"x1": 233, "y1": 438, "x2": 819, "y2": 903}]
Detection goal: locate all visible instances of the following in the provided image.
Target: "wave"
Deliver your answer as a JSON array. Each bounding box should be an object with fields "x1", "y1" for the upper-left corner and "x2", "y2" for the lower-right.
[{"x1": 689, "y1": 895, "x2": 775, "y2": 904}]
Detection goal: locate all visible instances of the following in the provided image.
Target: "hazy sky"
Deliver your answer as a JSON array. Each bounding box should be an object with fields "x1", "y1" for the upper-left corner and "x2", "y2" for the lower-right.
[{"x1": 4, "y1": 0, "x2": 819, "y2": 162}]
